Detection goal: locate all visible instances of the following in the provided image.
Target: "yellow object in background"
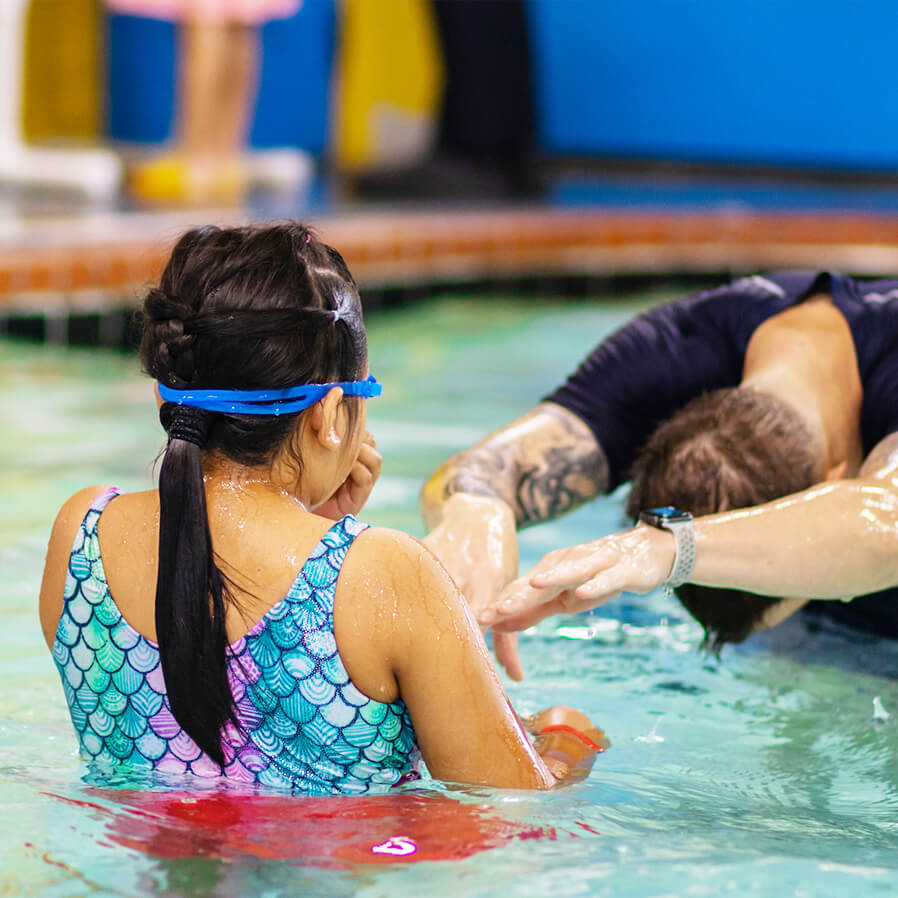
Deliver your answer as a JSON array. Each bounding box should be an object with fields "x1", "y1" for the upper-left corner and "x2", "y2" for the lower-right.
[
  {"x1": 334, "y1": 0, "x2": 444, "y2": 172},
  {"x1": 128, "y1": 153, "x2": 250, "y2": 207},
  {"x1": 23, "y1": 0, "x2": 103, "y2": 142}
]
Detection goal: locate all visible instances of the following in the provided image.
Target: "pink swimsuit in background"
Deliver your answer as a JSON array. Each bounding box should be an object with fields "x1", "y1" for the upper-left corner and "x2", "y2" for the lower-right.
[{"x1": 105, "y1": 0, "x2": 300, "y2": 25}]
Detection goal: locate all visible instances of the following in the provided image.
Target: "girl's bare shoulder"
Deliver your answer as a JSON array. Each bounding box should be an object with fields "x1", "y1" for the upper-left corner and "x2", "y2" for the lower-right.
[
  {"x1": 341, "y1": 525, "x2": 456, "y2": 599},
  {"x1": 48, "y1": 485, "x2": 116, "y2": 544}
]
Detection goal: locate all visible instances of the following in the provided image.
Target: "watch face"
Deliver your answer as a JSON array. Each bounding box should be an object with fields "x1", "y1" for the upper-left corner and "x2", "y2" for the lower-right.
[{"x1": 640, "y1": 506, "x2": 693, "y2": 525}]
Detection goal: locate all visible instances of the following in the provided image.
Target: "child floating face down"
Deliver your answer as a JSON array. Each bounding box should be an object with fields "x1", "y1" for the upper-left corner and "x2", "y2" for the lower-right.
[{"x1": 38, "y1": 223, "x2": 606, "y2": 794}]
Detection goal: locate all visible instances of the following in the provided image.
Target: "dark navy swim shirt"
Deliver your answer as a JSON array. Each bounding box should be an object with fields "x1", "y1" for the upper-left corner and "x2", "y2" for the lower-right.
[{"x1": 545, "y1": 270, "x2": 898, "y2": 636}]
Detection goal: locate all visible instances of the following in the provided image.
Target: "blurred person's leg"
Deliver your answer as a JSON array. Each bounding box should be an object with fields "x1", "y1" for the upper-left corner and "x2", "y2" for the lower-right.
[
  {"x1": 175, "y1": 20, "x2": 257, "y2": 200},
  {"x1": 126, "y1": 0, "x2": 301, "y2": 206},
  {"x1": 131, "y1": 20, "x2": 256, "y2": 203},
  {"x1": 433, "y1": 0, "x2": 536, "y2": 189},
  {"x1": 352, "y1": 0, "x2": 540, "y2": 201},
  {"x1": 180, "y1": 22, "x2": 257, "y2": 158}
]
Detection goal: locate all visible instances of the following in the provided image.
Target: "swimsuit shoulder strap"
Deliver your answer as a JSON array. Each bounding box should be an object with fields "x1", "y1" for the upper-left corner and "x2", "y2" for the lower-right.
[
  {"x1": 54, "y1": 487, "x2": 124, "y2": 653},
  {"x1": 70, "y1": 486, "x2": 123, "y2": 557},
  {"x1": 285, "y1": 514, "x2": 369, "y2": 614},
  {"x1": 87, "y1": 485, "x2": 122, "y2": 518}
]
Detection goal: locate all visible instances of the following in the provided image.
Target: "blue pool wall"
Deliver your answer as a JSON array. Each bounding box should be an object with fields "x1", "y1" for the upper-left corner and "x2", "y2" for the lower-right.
[
  {"x1": 526, "y1": 0, "x2": 898, "y2": 171},
  {"x1": 105, "y1": 0, "x2": 898, "y2": 171}
]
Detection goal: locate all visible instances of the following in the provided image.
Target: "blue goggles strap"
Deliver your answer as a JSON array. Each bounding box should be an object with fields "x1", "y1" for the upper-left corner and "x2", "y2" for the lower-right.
[{"x1": 157, "y1": 374, "x2": 382, "y2": 416}]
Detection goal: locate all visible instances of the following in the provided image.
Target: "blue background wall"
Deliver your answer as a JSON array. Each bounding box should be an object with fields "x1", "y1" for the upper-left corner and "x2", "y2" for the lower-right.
[
  {"x1": 106, "y1": 0, "x2": 898, "y2": 171},
  {"x1": 527, "y1": 0, "x2": 898, "y2": 170}
]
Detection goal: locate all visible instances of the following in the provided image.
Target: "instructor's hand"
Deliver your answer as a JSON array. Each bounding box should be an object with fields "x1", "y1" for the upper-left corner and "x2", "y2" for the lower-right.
[
  {"x1": 486, "y1": 525, "x2": 676, "y2": 633},
  {"x1": 421, "y1": 494, "x2": 526, "y2": 680}
]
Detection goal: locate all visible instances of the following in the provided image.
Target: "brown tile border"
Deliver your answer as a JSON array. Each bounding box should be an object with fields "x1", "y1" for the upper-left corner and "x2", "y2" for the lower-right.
[{"x1": 2, "y1": 206, "x2": 898, "y2": 311}]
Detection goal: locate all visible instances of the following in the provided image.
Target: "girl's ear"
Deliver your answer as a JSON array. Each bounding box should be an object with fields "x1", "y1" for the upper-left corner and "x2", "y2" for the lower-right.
[{"x1": 308, "y1": 387, "x2": 345, "y2": 449}]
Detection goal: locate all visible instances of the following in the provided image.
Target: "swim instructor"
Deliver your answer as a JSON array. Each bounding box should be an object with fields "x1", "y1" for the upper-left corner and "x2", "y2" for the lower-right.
[{"x1": 420, "y1": 271, "x2": 898, "y2": 678}]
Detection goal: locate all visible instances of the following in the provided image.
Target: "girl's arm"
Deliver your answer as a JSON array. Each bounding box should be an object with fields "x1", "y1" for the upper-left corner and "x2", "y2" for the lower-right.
[{"x1": 334, "y1": 528, "x2": 605, "y2": 790}]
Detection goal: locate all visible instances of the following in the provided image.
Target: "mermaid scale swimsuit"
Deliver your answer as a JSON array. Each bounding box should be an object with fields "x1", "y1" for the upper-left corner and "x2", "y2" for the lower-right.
[{"x1": 53, "y1": 487, "x2": 418, "y2": 794}]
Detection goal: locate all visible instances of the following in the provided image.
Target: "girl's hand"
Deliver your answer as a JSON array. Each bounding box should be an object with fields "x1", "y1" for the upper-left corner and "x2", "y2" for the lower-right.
[
  {"x1": 316, "y1": 432, "x2": 383, "y2": 520},
  {"x1": 526, "y1": 705, "x2": 604, "y2": 741},
  {"x1": 485, "y1": 525, "x2": 676, "y2": 633},
  {"x1": 527, "y1": 705, "x2": 609, "y2": 783}
]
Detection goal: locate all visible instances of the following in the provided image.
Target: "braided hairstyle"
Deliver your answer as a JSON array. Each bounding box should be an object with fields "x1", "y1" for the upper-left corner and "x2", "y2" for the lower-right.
[{"x1": 139, "y1": 222, "x2": 366, "y2": 765}]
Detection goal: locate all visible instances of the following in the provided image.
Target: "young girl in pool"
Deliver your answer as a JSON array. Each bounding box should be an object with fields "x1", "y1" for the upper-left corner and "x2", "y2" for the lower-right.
[{"x1": 38, "y1": 222, "x2": 604, "y2": 794}]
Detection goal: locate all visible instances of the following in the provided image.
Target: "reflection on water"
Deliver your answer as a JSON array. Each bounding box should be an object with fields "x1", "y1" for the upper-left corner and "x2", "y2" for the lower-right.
[{"x1": 2, "y1": 294, "x2": 898, "y2": 897}]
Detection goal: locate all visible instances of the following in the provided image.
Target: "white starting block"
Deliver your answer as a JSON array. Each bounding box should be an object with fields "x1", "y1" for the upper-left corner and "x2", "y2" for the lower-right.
[{"x1": 0, "y1": 0, "x2": 123, "y2": 200}]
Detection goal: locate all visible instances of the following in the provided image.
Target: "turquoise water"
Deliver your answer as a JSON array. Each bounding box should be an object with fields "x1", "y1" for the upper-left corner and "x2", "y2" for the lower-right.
[{"x1": 3, "y1": 293, "x2": 898, "y2": 897}]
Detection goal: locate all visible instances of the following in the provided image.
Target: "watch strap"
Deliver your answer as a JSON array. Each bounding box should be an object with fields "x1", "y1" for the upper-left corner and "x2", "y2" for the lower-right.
[{"x1": 664, "y1": 519, "x2": 696, "y2": 588}]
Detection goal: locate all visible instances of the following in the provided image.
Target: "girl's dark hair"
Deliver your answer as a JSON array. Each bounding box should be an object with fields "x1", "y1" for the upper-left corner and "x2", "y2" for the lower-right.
[
  {"x1": 626, "y1": 388, "x2": 822, "y2": 654},
  {"x1": 139, "y1": 222, "x2": 366, "y2": 764}
]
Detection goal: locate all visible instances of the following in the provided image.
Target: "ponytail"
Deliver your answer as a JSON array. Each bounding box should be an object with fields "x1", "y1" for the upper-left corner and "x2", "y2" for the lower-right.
[{"x1": 155, "y1": 404, "x2": 234, "y2": 766}]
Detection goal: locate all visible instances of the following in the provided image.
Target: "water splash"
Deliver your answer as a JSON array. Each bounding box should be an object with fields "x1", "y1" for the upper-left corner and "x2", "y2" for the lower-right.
[{"x1": 634, "y1": 718, "x2": 665, "y2": 743}]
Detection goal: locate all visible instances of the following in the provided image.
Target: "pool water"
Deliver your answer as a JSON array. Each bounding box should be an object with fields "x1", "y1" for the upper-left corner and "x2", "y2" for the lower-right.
[{"x1": 3, "y1": 293, "x2": 898, "y2": 897}]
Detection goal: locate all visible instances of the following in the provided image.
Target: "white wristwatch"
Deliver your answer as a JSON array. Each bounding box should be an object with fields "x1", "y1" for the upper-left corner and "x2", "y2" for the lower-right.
[{"x1": 637, "y1": 506, "x2": 696, "y2": 588}]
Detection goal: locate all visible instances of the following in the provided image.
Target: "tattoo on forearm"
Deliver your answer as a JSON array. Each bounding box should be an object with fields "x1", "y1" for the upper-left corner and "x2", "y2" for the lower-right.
[
  {"x1": 515, "y1": 442, "x2": 608, "y2": 527},
  {"x1": 440, "y1": 405, "x2": 610, "y2": 528},
  {"x1": 440, "y1": 448, "x2": 511, "y2": 503}
]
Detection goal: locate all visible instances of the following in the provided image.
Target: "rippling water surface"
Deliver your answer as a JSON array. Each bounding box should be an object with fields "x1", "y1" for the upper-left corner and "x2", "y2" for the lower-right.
[{"x1": 2, "y1": 293, "x2": 898, "y2": 897}]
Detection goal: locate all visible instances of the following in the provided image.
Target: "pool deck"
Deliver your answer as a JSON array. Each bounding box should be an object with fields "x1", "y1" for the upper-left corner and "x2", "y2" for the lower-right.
[{"x1": 4, "y1": 172, "x2": 898, "y2": 313}]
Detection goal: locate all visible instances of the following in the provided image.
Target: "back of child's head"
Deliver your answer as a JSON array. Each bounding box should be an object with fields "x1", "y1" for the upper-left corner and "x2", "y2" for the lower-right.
[
  {"x1": 138, "y1": 222, "x2": 367, "y2": 765},
  {"x1": 140, "y1": 221, "x2": 367, "y2": 467}
]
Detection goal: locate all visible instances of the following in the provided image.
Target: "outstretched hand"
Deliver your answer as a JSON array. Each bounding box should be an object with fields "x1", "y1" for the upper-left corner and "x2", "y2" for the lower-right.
[
  {"x1": 316, "y1": 431, "x2": 383, "y2": 520},
  {"x1": 484, "y1": 525, "x2": 676, "y2": 633}
]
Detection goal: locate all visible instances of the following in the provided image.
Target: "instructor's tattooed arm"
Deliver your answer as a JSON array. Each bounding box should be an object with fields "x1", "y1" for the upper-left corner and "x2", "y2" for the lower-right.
[{"x1": 421, "y1": 403, "x2": 610, "y2": 529}]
